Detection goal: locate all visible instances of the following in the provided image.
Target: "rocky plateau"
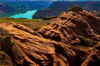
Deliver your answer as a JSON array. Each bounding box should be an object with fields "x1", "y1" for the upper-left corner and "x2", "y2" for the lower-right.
[{"x1": 0, "y1": 5, "x2": 100, "y2": 66}]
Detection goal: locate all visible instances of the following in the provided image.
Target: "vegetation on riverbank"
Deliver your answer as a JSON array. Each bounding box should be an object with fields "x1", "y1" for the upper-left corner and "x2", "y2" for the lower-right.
[{"x1": 0, "y1": 17, "x2": 55, "y2": 29}]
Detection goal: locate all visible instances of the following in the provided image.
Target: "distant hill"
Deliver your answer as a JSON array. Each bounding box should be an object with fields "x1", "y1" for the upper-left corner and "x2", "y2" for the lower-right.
[
  {"x1": 0, "y1": 1, "x2": 51, "y2": 13},
  {"x1": 33, "y1": 1, "x2": 100, "y2": 19},
  {"x1": 48, "y1": 1, "x2": 100, "y2": 11}
]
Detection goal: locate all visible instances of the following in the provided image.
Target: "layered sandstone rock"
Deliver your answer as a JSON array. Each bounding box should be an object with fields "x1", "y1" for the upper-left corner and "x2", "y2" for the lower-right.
[
  {"x1": 81, "y1": 46, "x2": 100, "y2": 66},
  {"x1": 0, "y1": 6, "x2": 100, "y2": 66},
  {"x1": 0, "y1": 22, "x2": 87, "y2": 66},
  {"x1": 37, "y1": 6, "x2": 100, "y2": 43}
]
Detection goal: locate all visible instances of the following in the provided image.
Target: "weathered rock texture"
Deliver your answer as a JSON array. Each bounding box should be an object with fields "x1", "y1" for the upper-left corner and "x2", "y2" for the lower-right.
[
  {"x1": 0, "y1": 6, "x2": 100, "y2": 66},
  {"x1": 37, "y1": 7, "x2": 100, "y2": 44},
  {"x1": 0, "y1": 22, "x2": 87, "y2": 66}
]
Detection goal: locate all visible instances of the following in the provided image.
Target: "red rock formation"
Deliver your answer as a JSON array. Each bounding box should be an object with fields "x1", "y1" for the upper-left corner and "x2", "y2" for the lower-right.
[
  {"x1": 37, "y1": 8, "x2": 100, "y2": 43},
  {"x1": 0, "y1": 22, "x2": 87, "y2": 66},
  {"x1": 81, "y1": 46, "x2": 100, "y2": 66},
  {"x1": 0, "y1": 6, "x2": 100, "y2": 66}
]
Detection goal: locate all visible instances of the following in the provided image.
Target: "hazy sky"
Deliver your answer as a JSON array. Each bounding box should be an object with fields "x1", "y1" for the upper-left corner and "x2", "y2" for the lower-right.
[
  {"x1": 35, "y1": 0, "x2": 100, "y2": 1},
  {"x1": 29, "y1": 0, "x2": 100, "y2": 1},
  {"x1": 1, "y1": 0, "x2": 100, "y2": 1},
  {"x1": 51, "y1": 0, "x2": 100, "y2": 1}
]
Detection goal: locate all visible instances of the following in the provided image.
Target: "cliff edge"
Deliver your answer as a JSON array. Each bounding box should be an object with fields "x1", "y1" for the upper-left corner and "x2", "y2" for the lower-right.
[{"x1": 0, "y1": 6, "x2": 100, "y2": 66}]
